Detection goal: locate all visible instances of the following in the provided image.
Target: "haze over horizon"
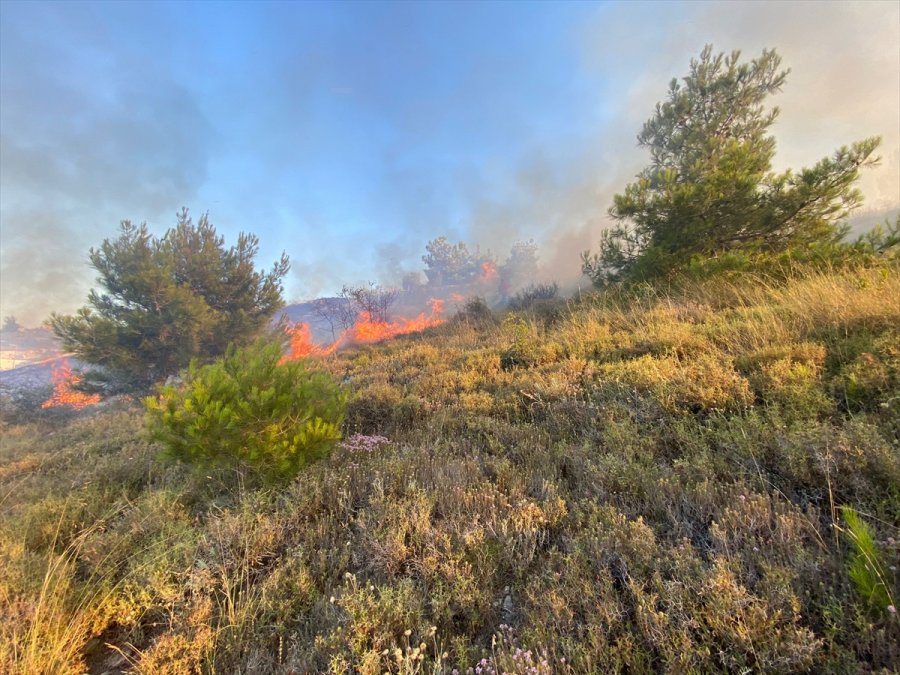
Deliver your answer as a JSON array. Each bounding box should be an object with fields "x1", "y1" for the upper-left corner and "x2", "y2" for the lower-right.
[{"x1": 1, "y1": 0, "x2": 898, "y2": 328}]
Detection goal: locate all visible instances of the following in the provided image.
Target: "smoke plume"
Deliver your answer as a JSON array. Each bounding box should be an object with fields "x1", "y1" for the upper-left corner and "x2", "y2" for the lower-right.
[{"x1": 1, "y1": 1, "x2": 896, "y2": 325}]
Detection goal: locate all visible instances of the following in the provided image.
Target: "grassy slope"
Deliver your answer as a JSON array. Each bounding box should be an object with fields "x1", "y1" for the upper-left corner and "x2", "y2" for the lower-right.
[{"x1": 1, "y1": 265, "x2": 899, "y2": 674}]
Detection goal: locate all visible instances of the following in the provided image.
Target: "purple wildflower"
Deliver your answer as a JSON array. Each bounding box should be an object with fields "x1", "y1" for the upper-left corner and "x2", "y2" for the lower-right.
[{"x1": 340, "y1": 433, "x2": 390, "y2": 453}]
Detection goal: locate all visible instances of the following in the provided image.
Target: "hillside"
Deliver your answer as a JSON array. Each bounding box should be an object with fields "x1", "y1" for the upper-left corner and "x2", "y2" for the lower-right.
[
  {"x1": 1, "y1": 264, "x2": 898, "y2": 673},
  {"x1": 0, "y1": 325, "x2": 61, "y2": 371}
]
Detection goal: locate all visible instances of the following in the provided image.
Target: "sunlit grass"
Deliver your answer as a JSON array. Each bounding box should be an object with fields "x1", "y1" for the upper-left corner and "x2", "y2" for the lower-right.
[{"x1": 2, "y1": 262, "x2": 898, "y2": 672}]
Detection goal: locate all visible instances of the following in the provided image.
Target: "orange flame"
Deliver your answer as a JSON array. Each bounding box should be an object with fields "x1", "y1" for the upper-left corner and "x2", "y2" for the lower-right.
[
  {"x1": 350, "y1": 298, "x2": 444, "y2": 344},
  {"x1": 41, "y1": 359, "x2": 101, "y2": 410},
  {"x1": 450, "y1": 292, "x2": 466, "y2": 304},
  {"x1": 479, "y1": 261, "x2": 498, "y2": 283},
  {"x1": 280, "y1": 299, "x2": 446, "y2": 362},
  {"x1": 280, "y1": 322, "x2": 338, "y2": 362}
]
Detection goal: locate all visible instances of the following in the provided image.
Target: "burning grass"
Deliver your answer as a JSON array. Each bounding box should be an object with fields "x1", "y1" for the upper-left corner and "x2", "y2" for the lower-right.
[
  {"x1": 282, "y1": 298, "x2": 446, "y2": 362},
  {"x1": 2, "y1": 264, "x2": 899, "y2": 673},
  {"x1": 40, "y1": 360, "x2": 101, "y2": 410}
]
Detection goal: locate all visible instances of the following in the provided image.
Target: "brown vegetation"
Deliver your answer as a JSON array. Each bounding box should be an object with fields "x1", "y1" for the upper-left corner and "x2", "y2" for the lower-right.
[{"x1": 1, "y1": 264, "x2": 898, "y2": 673}]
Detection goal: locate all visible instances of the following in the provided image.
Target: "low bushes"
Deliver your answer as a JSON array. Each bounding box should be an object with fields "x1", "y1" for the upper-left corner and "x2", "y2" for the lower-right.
[
  {"x1": 4, "y1": 263, "x2": 899, "y2": 673},
  {"x1": 507, "y1": 282, "x2": 559, "y2": 310}
]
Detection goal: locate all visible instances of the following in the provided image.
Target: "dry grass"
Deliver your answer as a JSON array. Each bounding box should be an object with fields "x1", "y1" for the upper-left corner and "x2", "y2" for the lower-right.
[{"x1": 1, "y1": 263, "x2": 899, "y2": 673}]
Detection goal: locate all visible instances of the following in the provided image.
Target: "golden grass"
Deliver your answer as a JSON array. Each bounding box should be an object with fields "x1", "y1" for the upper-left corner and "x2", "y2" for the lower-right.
[{"x1": 2, "y1": 263, "x2": 898, "y2": 672}]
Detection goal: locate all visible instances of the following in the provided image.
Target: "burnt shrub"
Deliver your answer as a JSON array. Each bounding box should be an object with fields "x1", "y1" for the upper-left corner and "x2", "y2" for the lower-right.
[
  {"x1": 507, "y1": 282, "x2": 559, "y2": 310},
  {"x1": 455, "y1": 296, "x2": 496, "y2": 327}
]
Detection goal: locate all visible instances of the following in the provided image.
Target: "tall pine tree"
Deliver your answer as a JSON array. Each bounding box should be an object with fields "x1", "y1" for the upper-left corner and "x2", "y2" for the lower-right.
[
  {"x1": 583, "y1": 45, "x2": 881, "y2": 285},
  {"x1": 50, "y1": 209, "x2": 289, "y2": 388}
]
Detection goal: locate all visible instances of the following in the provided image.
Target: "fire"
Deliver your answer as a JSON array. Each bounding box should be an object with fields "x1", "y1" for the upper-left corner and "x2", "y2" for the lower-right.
[
  {"x1": 350, "y1": 298, "x2": 445, "y2": 343},
  {"x1": 41, "y1": 359, "x2": 101, "y2": 410},
  {"x1": 281, "y1": 322, "x2": 337, "y2": 362},
  {"x1": 280, "y1": 299, "x2": 446, "y2": 362},
  {"x1": 450, "y1": 292, "x2": 466, "y2": 304},
  {"x1": 479, "y1": 261, "x2": 498, "y2": 283}
]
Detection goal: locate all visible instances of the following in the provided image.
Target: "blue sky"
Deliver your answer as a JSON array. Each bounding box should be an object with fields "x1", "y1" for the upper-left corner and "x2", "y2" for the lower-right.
[{"x1": 1, "y1": 0, "x2": 898, "y2": 325}]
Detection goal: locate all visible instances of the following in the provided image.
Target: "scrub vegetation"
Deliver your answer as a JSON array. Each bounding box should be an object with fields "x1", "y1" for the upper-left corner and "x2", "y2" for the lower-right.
[{"x1": 2, "y1": 260, "x2": 898, "y2": 673}]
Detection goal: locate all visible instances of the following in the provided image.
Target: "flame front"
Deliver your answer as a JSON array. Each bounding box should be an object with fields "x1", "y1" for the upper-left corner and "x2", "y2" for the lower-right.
[
  {"x1": 281, "y1": 322, "x2": 337, "y2": 362},
  {"x1": 41, "y1": 359, "x2": 101, "y2": 410},
  {"x1": 281, "y1": 299, "x2": 446, "y2": 362},
  {"x1": 351, "y1": 299, "x2": 444, "y2": 344},
  {"x1": 479, "y1": 261, "x2": 498, "y2": 283}
]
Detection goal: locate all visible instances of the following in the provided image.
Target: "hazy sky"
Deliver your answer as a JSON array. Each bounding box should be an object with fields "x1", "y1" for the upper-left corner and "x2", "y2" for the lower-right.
[{"x1": 1, "y1": 0, "x2": 898, "y2": 326}]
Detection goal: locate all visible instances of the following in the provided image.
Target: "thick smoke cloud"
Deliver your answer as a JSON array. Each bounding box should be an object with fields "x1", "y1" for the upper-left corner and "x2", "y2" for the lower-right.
[
  {"x1": 1, "y1": 1, "x2": 897, "y2": 325},
  {"x1": 457, "y1": 0, "x2": 900, "y2": 287},
  {"x1": 0, "y1": 3, "x2": 212, "y2": 326}
]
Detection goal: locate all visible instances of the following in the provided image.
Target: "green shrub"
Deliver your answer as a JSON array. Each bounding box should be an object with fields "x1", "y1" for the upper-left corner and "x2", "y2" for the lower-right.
[
  {"x1": 144, "y1": 341, "x2": 346, "y2": 482},
  {"x1": 829, "y1": 332, "x2": 899, "y2": 413},
  {"x1": 598, "y1": 353, "x2": 753, "y2": 414},
  {"x1": 840, "y1": 506, "x2": 895, "y2": 615},
  {"x1": 498, "y1": 315, "x2": 563, "y2": 370},
  {"x1": 345, "y1": 384, "x2": 425, "y2": 434},
  {"x1": 455, "y1": 296, "x2": 496, "y2": 327},
  {"x1": 737, "y1": 342, "x2": 833, "y2": 418}
]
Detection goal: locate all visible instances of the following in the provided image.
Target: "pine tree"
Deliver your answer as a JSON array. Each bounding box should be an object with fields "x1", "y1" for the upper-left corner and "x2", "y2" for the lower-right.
[
  {"x1": 422, "y1": 236, "x2": 477, "y2": 286},
  {"x1": 500, "y1": 240, "x2": 540, "y2": 295},
  {"x1": 583, "y1": 45, "x2": 881, "y2": 285},
  {"x1": 50, "y1": 208, "x2": 289, "y2": 388},
  {"x1": 145, "y1": 340, "x2": 345, "y2": 483}
]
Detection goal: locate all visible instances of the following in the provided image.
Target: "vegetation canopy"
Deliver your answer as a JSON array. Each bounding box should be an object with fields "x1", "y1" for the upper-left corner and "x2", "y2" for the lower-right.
[
  {"x1": 583, "y1": 45, "x2": 881, "y2": 285},
  {"x1": 422, "y1": 236, "x2": 483, "y2": 286},
  {"x1": 49, "y1": 208, "x2": 290, "y2": 388}
]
